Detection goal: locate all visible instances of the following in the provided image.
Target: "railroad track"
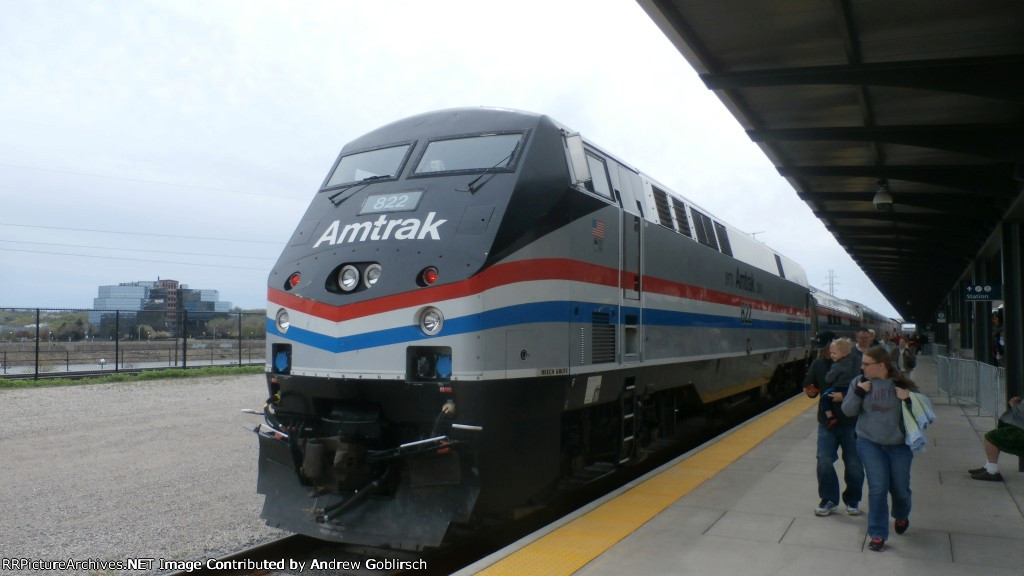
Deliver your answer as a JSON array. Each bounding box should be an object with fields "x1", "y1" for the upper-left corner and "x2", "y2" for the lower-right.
[{"x1": 162, "y1": 534, "x2": 320, "y2": 576}]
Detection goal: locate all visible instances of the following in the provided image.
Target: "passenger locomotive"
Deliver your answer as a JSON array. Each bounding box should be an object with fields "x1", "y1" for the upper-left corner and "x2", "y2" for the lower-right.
[{"x1": 257, "y1": 108, "x2": 872, "y2": 549}]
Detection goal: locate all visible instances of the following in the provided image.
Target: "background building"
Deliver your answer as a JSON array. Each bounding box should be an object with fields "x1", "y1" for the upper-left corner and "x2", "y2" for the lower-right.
[{"x1": 88, "y1": 278, "x2": 233, "y2": 333}]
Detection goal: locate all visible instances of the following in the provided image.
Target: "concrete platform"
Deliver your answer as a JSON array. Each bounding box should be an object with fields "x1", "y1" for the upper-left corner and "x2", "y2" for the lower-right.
[{"x1": 458, "y1": 356, "x2": 1024, "y2": 575}]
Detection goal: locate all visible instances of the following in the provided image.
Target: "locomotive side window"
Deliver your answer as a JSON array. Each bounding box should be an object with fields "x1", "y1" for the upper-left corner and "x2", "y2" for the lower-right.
[
  {"x1": 774, "y1": 254, "x2": 786, "y2": 278},
  {"x1": 413, "y1": 133, "x2": 523, "y2": 174},
  {"x1": 324, "y1": 143, "x2": 412, "y2": 189},
  {"x1": 584, "y1": 153, "x2": 612, "y2": 199}
]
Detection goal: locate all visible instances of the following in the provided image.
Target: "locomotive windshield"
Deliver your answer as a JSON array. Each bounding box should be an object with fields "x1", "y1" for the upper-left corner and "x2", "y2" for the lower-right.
[
  {"x1": 324, "y1": 143, "x2": 411, "y2": 189},
  {"x1": 413, "y1": 133, "x2": 522, "y2": 174}
]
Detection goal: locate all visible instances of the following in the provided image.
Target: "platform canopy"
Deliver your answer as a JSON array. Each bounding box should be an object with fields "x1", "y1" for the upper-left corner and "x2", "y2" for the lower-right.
[{"x1": 638, "y1": 0, "x2": 1024, "y2": 323}]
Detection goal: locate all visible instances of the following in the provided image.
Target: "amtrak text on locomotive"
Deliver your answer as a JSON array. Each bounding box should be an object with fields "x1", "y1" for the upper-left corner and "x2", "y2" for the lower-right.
[
  {"x1": 726, "y1": 267, "x2": 762, "y2": 293},
  {"x1": 314, "y1": 212, "x2": 447, "y2": 247}
]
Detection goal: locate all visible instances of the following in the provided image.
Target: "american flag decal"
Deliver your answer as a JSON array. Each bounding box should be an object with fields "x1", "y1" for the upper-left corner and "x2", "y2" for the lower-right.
[{"x1": 591, "y1": 219, "x2": 605, "y2": 238}]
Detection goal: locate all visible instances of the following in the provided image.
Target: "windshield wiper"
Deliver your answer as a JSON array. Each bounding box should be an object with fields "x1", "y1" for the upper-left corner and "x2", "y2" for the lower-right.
[
  {"x1": 461, "y1": 148, "x2": 517, "y2": 194},
  {"x1": 327, "y1": 175, "x2": 392, "y2": 206}
]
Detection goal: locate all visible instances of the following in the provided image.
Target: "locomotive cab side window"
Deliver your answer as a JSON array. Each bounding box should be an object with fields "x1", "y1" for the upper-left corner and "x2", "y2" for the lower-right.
[
  {"x1": 584, "y1": 153, "x2": 613, "y2": 199},
  {"x1": 774, "y1": 254, "x2": 786, "y2": 278},
  {"x1": 323, "y1": 143, "x2": 413, "y2": 189},
  {"x1": 412, "y1": 133, "x2": 524, "y2": 175}
]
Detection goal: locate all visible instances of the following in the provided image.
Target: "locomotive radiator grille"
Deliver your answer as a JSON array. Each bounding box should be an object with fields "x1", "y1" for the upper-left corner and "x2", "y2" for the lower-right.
[
  {"x1": 714, "y1": 221, "x2": 733, "y2": 256},
  {"x1": 591, "y1": 312, "x2": 615, "y2": 364},
  {"x1": 670, "y1": 197, "x2": 692, "y2": 238},
  {"x1": 651, "y1": 186, "x2": 673, "y2": 230},
  {"x1": 691, "y1": 209, "x2": 719, "y2": 251}
]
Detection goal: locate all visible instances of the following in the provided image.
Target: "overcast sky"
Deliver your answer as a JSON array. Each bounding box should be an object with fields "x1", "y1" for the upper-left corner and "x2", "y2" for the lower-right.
[{"x1": 0, "y1": 0, "x2": 900, "y2": 319}]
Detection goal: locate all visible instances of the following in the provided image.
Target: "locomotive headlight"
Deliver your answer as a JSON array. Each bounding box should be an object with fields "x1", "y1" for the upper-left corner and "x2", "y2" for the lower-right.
[
  {"x1": 364, "y1": 263, "x2": 382, "y2": 289},
  {"x1": 338, "y1": 265, "x2": 359, "y2": 292},
  {"x1": 275, "y1": 308, "x2": 290, "y2": 333},
  {"x1": 418, "y1": 306, "x2": 444, "y2": 336}
]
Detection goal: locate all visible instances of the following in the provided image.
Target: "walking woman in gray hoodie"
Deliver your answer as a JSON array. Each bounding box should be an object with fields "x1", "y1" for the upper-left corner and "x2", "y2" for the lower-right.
[{"x1": 841, "y1": 345, "x2": 919, "y2": 552}]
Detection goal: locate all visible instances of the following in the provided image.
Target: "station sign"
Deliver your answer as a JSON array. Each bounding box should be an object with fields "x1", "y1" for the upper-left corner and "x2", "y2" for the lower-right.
[{"x1": 964, "y1": 284, "x2": 1001, "y2": 301}]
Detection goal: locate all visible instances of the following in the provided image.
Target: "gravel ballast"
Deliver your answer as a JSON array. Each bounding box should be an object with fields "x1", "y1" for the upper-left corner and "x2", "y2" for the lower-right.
[{"x1": 1, "y1": 374, "x2": 286, "y2": 574}]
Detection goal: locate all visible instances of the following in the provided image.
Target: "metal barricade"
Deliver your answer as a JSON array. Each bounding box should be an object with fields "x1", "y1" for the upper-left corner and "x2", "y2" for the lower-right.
[
  {"x1": 936, "y1": 355, "x2": 950, "y2": 396},
  {"x1": 950, "y1": 357, "x2": 980, "y2": 410},
  {"x1": 977, "y1": 363, "x2": 1007, "y2": 421},
  {"x1": 937, "y1": 354, "x2": 1006, "y2": 423}
]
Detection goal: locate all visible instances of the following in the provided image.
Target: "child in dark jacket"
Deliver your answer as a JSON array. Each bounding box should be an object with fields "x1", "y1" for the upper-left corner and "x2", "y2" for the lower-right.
[{"x1": 822, "y1": 338, "x2": 859, "y2": 428}]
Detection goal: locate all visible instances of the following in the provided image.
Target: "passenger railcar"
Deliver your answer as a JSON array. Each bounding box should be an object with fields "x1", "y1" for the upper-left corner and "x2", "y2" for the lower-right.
[
  {"x1": 809, "y1": 286, "x2": 862, "y2": 339},
  {"x1": 810, "y1": 286, "x2": 899, "y2": 341},
  {"x1": 257, "y1": 108, "x2": 813, "y2": 549},
  {"x1": 856, "y1": 302, "x2": 900, "y2": 341}
]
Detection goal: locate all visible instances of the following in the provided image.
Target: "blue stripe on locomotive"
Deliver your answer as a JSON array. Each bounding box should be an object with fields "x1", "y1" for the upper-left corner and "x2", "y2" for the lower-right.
[{"x1": 268, "y1": 300, "x2": 801, "y2": 354}]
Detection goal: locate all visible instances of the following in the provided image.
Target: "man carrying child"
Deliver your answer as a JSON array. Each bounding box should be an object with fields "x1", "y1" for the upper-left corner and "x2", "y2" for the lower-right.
[{"x1": 804, "y1": 333, "x2": 864, "y2": 516}]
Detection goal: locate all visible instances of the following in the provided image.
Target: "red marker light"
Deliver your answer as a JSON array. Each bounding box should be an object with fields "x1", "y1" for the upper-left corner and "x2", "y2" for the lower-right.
[
  {"x1": 421, "y1": 267, "x2": 439, "y2": 286},
  {"x1": 287, "y1": 272, "x2": 301, "y2": 289}
]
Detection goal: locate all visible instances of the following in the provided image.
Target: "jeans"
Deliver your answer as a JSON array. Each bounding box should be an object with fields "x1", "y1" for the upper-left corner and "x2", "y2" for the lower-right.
[
  {"x1": 816, "y1": 423, "x2": 864, "y2": 507},
  {"x1": 856, "y1": 437, "x2": 913, "y2": 540}
]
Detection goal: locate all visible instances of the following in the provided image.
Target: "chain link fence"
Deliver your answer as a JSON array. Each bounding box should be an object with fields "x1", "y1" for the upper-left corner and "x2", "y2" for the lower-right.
[{"x1": 1, "y1": 307, "x2": 266, "y2": 379}]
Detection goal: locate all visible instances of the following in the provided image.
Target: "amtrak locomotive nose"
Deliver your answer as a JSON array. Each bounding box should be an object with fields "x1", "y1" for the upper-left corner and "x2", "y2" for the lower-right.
[{"x1": 256, "y1": 108, "x2": 818, "y2": 550}]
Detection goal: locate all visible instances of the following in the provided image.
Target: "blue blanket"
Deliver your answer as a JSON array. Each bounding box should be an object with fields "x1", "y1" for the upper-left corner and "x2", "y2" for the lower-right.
[{"x1": 902, "y1": 392, "x2": 936, "y2": 452}]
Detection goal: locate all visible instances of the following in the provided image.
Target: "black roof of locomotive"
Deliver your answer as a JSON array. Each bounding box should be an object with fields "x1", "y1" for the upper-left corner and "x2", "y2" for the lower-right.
[{"x1": 339, "y1": 108, "x2": 556, "y2": 156}]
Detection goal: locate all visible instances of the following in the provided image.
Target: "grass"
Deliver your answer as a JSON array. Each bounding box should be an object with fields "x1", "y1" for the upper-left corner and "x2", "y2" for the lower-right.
[{"x1": 0, "y1": 365, "x2": 265, "y2": 389}]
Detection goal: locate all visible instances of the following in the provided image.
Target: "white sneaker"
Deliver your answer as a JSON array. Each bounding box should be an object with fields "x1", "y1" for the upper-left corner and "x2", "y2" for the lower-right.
[
  {"x1": 846, "y1": 504, "x2": 862, "y2": 516},
  {"x1": 814, "y1": 500, "x2": 837, "y2": 516}
]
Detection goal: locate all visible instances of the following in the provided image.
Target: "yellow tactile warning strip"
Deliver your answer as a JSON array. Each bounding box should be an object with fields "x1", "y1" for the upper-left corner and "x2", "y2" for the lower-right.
[{"x1": 475, "y1": 394, "x2": 817, "y2": 575}]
